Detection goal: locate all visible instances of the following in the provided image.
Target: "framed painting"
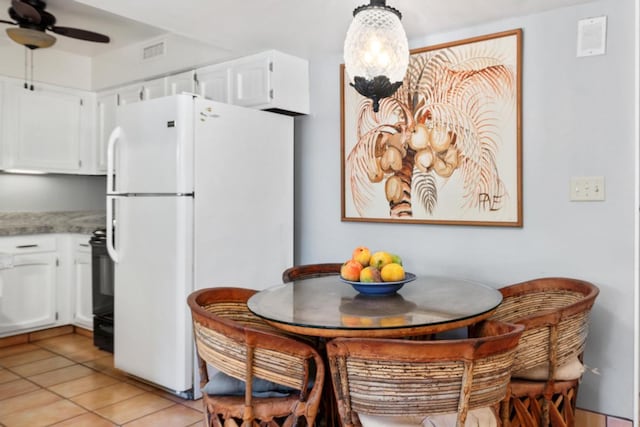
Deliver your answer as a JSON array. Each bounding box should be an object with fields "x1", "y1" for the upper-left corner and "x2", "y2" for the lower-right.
[{"x1": 341, "y1": 29, "x2": 522, "y2": 226}]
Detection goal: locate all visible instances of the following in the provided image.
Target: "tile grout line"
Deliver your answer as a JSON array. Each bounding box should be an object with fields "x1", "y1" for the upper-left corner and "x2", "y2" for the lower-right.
[{"x1": 0, "y1": 348, "x2": 123, "y2": 426}]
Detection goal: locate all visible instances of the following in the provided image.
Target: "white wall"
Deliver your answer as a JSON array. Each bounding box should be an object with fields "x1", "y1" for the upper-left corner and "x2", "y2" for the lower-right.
[{"x1": 295, "y1": 0, "x2": 635, "y2": 419}]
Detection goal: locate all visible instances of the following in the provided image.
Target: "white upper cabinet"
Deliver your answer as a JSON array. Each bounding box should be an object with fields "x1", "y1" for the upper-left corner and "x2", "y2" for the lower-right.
[
  {"x1": 117, "y1": 82, "x2": 144, "y2": 105},
  {"x1": 195, "y1": 50, "x2": 309, "y2": 115},
  {"x1": 230, "y1": 50, "x2": 310, "y2": 115},
  {"x1": 141, "y1": 77, "x2": 167, "y2": 100},
  {"x1": 0, "y1": 50, "x2": 308, "y2": 175},
  {"x1": 231, "y1": 54, "x2": 271, "y2": 108},
  {"x1": 12, "y1": 85, "x2": 80, "y2": 172},
  {"x1": 96, "y1": 90, "x2": 118, "y2": 174},
  {"x1": 195, "y1": 64, "x2": 230, "y2": 103},
  {"x1": 2, "y1": 79, "x2": 95, "y2": 174},
  {"x1": 167, "y1": 70, "x2": 196, "y2": 96}
]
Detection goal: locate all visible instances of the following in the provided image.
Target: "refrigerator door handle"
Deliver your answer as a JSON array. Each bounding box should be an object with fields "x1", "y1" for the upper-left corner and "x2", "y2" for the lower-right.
[
  {"x1": 106, "y1": 196, "x2": 119, "y2": 263},
  {"x1": 107, "y1": 126, "x2": 122, "y2": 194}
]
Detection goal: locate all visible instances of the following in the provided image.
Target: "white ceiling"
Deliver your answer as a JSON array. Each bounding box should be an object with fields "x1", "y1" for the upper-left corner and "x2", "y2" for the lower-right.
[
  {"x1": 0, "y1": 0, "x2": 595, "y2": 59},
  {"x1": 0, "y1": 0, "x2": 165, "y2": 56}
]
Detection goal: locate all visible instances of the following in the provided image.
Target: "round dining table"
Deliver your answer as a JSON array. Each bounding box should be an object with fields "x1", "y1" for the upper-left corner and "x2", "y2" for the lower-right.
[{"x1": 247, "y1": 275, "x2": 503, "y2": 338}]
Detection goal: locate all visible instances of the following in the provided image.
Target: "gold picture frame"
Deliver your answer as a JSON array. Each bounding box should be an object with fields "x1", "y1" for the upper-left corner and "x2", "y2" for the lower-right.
[{"x1": 341, "y1": 29, "x2": 523, "y2": 226}]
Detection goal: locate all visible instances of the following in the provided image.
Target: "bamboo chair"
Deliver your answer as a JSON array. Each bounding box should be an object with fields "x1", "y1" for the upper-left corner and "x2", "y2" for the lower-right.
[
  {"x1": 188, "y1": 287, "x2": 325, "y2": 427},
  {"x1": 488, "y1": 277, "x2": 599, "y2": 427},
  {"x1": 326, "y1": 320, "x2": 524, "y2": 427},
  {"x1": 282, "y1": 263, "x2": 342, "y2": 283}
]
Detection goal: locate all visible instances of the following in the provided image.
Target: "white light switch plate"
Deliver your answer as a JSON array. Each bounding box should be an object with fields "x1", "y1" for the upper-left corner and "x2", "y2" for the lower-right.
[{"x1": 570, "y1": 176, "x2": 605, "y2": 201}]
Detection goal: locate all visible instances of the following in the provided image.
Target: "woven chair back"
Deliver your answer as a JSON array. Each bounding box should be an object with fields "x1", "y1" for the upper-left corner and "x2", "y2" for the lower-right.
[
  {"x1": 282, "y1": 263, "x2": 342, "y2": 283},
  {"x1": 489, "y1": 277, "x2": 599, "y2": 375},
  {"x1": 326, "y1": 320, "x2": 524, "y2": 426},
  {"x1": 187, "y1": 287, "x2": 324, "y2": 427}
]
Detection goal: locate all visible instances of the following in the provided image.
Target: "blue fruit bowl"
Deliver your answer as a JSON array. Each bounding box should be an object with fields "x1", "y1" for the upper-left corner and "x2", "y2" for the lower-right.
[{"x1": 340, "y1": 272, "x2": 416, "y2": 296}]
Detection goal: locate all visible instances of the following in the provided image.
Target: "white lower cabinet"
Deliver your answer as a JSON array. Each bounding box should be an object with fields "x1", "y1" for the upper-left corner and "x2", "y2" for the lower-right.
[
  {"x1": 0, "y1": 233, "x2": 94, "y2": 337},
  {"x1": 0, "y1": 236, "x2": 58, "y2": 336},
  {"x1": 71, "y1": 235, "x2": 93, "y2": 330}
]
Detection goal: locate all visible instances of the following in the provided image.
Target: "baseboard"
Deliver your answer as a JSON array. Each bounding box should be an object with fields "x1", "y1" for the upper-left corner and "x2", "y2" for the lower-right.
[
  {"x1": 73, "y1": 326, "x2": 93, "y2": 338},
  {"x1": 0, "y1": 324, "x2": 93, "y2": 348}
]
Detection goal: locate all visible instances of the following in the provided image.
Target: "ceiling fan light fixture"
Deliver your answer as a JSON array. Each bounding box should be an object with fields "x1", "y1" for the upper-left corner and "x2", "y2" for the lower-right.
[
  {"x1": 343, "y1": 0, "x2": 409, "y2": 112},
  {"x1": 6, "y1": 27, "x2": 56, "y2": 49}
]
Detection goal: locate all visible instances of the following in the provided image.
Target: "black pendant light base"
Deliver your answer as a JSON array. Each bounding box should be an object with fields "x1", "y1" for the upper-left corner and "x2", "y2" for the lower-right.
[{"x1": 351, "y1": 75, "x2": 403, "y2": 112}]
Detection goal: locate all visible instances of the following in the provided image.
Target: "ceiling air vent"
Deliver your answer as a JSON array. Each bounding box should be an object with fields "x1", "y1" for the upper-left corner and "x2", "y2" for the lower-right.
[{"x1": 142, "y1": 41, "x2": 165, "y2": 60}]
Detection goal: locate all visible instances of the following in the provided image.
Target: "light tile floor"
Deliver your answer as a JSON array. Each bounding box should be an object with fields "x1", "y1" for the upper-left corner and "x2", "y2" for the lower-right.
[
  {"x1": 0, "y1": 332, "x2": 634, "y2": 427},
  {"x1": 0, "y1": 334, "x2": 204, "y2": 427}
]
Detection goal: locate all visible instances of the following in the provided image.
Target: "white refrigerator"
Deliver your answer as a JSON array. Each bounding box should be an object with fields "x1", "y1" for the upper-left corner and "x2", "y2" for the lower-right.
[{"x1": 105, "y1": 94, "x2": 293, "y2": 398}]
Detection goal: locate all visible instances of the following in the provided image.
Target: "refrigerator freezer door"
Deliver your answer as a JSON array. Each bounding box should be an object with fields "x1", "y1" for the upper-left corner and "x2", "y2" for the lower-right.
[
  {"x1": 113, "y1": 195, "x2": 194, "y2": 393},
  {"x1": 113, "y1": 94, "x2": 194, "y2": 194},
  {"x1": 193, "y1": 99, "x2": 293, "y2": 291}
]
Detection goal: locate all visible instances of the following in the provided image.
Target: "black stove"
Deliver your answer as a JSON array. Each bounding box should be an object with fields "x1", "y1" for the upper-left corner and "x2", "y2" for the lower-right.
[{"x1": 90, "y1": 228, "x2": 114, "y2": 353}]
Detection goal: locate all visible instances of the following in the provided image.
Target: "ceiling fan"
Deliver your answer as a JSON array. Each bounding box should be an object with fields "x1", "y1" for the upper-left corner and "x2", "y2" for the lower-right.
[{"x1": 0, "y1": 0, "x2": 110, "y2": 49}]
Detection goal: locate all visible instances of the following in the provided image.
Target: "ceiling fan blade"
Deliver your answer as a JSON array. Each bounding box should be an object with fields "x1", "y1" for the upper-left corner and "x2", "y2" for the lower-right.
[
  {"x1": 0, "y1": 19, "x2": 17, "y2": 25},
  {"x1": 11, "y1": 0, "x2": 41, "y2": 24},
  {"x1": 49, "y1": 26, "x2": 110, "y2": 43}
]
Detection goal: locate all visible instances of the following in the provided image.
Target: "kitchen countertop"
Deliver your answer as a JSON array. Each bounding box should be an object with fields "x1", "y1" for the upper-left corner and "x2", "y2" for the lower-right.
[{"x1": 0, "y1": 211, "x2": 106, "y2": 236}]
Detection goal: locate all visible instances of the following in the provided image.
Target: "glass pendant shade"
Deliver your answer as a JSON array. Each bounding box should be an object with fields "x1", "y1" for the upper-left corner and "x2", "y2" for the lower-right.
[{"x1": 344, "y1": 0, "x2": 409, "y2": 112}]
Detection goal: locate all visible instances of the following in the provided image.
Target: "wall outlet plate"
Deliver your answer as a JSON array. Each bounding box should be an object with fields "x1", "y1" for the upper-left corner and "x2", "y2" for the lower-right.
[{"x1": 570, "y1": 176, "x2": 605, "y2": 201}]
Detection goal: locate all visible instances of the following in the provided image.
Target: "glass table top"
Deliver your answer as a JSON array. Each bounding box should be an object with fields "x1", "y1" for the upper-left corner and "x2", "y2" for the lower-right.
[{"x1": 247, "y1": 275, "x2": 503, "y2": 333}]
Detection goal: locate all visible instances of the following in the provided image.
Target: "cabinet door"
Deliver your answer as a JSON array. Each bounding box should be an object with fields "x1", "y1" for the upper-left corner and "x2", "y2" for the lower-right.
[
  {"x1": 117, "y1": 84, "x2": 143, "y2": 105},
  {"x1": 73, "y1": 251, "x2": 93, "y2": 329},
  {"x1": 167, "y1": 70, "x2": 195, "y2": 95},
  {"x1": 9, "y1": 85, "x2": 82, "y2": 172},
  {"x1": 196, "y1": 65, "x2": 230, "y2": 103},
  {"x1": 0, "y1": 253, "x2": 57, "y2": 335},
  {"x1": 96, "y1": 91, "x2": 117, "y2": 173},
  {"x1": 142, "y1": 77, "x2": 167, "y2": 100},
  {"x1": 231, "y1": 56, "x2": 271, "y2": 107}
]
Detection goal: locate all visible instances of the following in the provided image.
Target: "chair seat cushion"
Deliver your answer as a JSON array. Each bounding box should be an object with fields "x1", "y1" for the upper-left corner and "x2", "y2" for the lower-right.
[
  {"x1": 513, "y1": 355, "x2": 584, "y2": 381},
  {"x1": 358, "y1": 407, "x2": 497, "y2": 427},
  {"x1": 203, "y1": 371, "x2": 296, "y2": 398}
]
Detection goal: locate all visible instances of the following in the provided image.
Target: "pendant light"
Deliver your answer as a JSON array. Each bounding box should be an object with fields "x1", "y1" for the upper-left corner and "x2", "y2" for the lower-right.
[{"x1": 343, "y1": 0, "x2": 409, "y2": 112}]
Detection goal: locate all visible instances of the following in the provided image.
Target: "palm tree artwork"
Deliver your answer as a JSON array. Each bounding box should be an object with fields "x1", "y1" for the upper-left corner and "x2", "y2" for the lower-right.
[{"x1": 342, "y1": 30, "x2": 522, "y2": 226}]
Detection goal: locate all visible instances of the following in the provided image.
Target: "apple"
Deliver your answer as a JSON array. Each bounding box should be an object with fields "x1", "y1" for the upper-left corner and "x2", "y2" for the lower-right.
[
  {"x1": 352, "y1": 246, "x2": 371, "y2": 267},
  {"x1": 390, "y1": 254, "x2": 403, "y2": 266},
  {"x1": 370, "y1": 251, "x2": 393, "y2": 269},
  {"x1": 359, "y1": 266, "x2": 382, "y2": 283},
  {"x1": 340, "y1": 259, "x2": 363, "y2": 281}
]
